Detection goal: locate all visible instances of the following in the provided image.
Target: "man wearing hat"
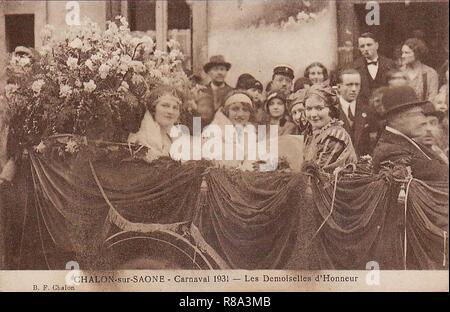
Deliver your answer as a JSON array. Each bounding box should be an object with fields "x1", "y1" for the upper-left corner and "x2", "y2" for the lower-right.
[
  {"x1": 203, "y1": 55, "x2": 233, "y2": 111},
  {"x1": 269, "y1": 65, "x2": 295, "y2": 96},
  {"x1": 372, "y1": 86, "x2": 448, "y2": 181}
]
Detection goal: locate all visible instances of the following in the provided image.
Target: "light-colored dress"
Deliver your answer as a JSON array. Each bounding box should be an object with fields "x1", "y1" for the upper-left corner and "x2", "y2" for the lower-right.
[
  {"x1": 403, "y1": 63, "x2": 439, "y2": 101},
  {"x1": 127, "y1": 110, "x2": 173, "y2": 163},
  {"x1": 304, "y1": 119, "x2": 357, "y2": 173}
]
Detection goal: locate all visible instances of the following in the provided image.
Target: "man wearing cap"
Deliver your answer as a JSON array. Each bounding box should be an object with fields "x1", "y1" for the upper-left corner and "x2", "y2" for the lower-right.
[
  {"x1": 352, "y1": 32, "x2": 396, "y2": 101},
  {"x1": 372, "y1": 86, "x2": 448, "y2": 181},
  {"x1": 269, "y1": 65, "x2": 295, "y2": 96},
  {"x1": 203, "y1": 55, "x2": 233, "y2": 111}
]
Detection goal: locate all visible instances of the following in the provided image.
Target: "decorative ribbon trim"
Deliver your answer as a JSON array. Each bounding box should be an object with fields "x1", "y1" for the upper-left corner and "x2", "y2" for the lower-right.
[
  {"x1": 403, "y1": 177, "x2": 413, "y2": 270},
  {"x1": 190, "y1": 224, "x2": 230, "y2": 269},
  {"x1": 89, "y1": 160, "x2": 186, "y2": 234},
  {"x1": 310, "y1": 166, "x2": 341, "y2": 241}
]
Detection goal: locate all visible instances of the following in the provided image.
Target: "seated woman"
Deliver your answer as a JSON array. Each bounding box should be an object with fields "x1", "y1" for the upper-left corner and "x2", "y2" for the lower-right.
[
  {"x1": 128, "y1": 85, "x2": 183, "y2": 163},
  {"x1": 304, "y1": 62, "x2": 329, "y2": 87},
  {"x1": 302, "y1": 86, "x2": 357, "y2": 173},
  {"x1": 264, "y1": 91, "x2": 297, "y2": 136},
  {"x1": 287, "y1": 89, "x2": 312, "y2": 136},
  {"x1": 204, "y1": 90, "x2": 304, "y2": 171}
]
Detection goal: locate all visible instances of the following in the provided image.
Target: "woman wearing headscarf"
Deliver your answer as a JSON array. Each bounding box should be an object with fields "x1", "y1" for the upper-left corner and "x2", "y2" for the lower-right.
[
  {"x1": 302, "y1": 85, "x2": 357, "y2": 173},
  {"x1": 287, "y1": 89, "x2": 312, "y2": 136}
]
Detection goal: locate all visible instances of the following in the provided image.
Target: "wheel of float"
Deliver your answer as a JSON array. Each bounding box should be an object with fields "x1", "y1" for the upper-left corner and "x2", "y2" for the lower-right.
[{"x1": 104, "y1": 230, "x2": 224, "y2": 269}]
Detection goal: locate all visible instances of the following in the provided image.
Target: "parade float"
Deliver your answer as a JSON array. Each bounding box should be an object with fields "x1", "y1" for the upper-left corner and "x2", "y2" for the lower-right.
[{"x1": 1, "y1": 18, "x2": 447, "y2": 271}]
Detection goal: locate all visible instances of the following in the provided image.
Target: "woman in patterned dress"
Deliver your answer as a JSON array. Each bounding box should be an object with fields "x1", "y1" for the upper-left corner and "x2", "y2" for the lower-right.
[{"x1": 302, "y1": 86, "x2": 357, "y2": 173}]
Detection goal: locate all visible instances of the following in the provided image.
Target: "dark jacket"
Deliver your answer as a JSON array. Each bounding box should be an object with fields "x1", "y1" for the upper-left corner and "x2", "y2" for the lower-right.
[
  {"x1": 337, "y1": 97, "x2": 376, "y2": 157},
  {"x1": 207, "y1": 82, "x2": 234, "y2": 111},
  {"x1": 373, "y1": 129, "x2": 449, "y2": 181},
  {"x1": 352, "y1": 55, "x2": 396, "y2": 100}
]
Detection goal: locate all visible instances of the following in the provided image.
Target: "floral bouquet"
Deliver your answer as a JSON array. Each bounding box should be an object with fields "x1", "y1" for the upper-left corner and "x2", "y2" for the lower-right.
[{"x1": 4, "y1": 16, "x2": 191, "y2": 153}]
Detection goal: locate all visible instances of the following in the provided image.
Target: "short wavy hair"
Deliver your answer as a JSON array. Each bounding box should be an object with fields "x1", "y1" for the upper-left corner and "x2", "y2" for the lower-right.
[
  {"x1": 143, "y1": 85, "x2": 184, "y2": 116},
  {"x1": 304, "y1": 62, "x2": 329, "y2": 82},
  {"x1": 403, "y1": 38, "x2": 429, "y2": 62}
]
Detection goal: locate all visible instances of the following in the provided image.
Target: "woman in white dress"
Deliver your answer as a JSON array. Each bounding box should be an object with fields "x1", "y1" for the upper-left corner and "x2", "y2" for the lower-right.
[{"x1": 127, "y1": 85, "x2": 183, "y2": 163}]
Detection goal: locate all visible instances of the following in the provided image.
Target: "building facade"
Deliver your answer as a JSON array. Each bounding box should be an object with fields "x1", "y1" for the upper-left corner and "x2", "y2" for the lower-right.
[{"x1": 1, "y1": 0, "x2": 448, "y2": 88}]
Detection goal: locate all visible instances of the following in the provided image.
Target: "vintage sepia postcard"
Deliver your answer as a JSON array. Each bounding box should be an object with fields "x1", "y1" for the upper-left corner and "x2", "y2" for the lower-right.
[{"x1": 0, "y1": 0, "x2": 448, "y2": 293}]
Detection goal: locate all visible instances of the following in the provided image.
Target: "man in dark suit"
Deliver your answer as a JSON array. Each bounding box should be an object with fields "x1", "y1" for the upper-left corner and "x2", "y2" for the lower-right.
[
  {"x1": 336, "y1": 69, "x2": 376, "y2": 156},
  {"x1": 353, "y1": 32, "x2": 396, "y2": 101},
  {"x1": 372, "y1": 86, "x2": 448, "y2": 181},
  {"x1": 203, "y1": 55, "x2": 234, "y2": 111}
]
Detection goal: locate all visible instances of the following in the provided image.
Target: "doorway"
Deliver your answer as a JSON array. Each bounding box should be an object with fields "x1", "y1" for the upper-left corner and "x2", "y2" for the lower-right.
[{"x1": 354, "y1": 1, "x2": 449, "y2": 69}]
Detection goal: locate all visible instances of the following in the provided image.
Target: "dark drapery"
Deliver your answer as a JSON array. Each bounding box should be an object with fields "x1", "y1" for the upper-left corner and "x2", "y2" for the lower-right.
[
  {"x1": 193, "y1": 169, "x2": 304, "y2": 269},
  {"x1": 0, "y1": 143, "x2": 448, "y2": 270}
]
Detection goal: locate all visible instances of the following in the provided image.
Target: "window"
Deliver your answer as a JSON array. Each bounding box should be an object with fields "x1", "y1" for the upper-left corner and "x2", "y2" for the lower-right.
[
  {"x1": 5, "y1": 14, "x2": 35, "y2": 52},
  {"x1": 128, "y1": 0, "x2": 156, "y2": 31}
]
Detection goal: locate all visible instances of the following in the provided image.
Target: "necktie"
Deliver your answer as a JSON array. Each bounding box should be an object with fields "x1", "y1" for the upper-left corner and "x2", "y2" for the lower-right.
[
  {"x1": 367, "y1": 61, "x2": 378, "y2": 66},
  {"x1": 347, "y1": 105, "x2": 354, "y2": 127}
]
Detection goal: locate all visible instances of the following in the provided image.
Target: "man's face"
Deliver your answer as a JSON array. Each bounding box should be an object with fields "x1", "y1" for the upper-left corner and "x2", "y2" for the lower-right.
[
  {"x1": 339, "y1": 73, "x2": 361, "y2": 102},
  {"x1": 208, "y1": 65, "x2": 228, "y2": 84},
  {"x1": 271, "y1": 74, "x2": 293, "y2": 94},
  {"x1": 414, "y1": 115, "x2": 441, "y2": 147},
  {"x1": 394, "y1": 106, "x2": 428, "y2": 139},
  {"x1": 358, "y1": 37, "x2": 379, "y2": 60}
]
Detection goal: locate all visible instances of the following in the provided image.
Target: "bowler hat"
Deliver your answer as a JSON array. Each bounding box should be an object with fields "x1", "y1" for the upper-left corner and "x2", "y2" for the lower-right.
[
  {"x1": 382, "y1": 86, "x2": 428, "y2": 116},
  {"x1": 273, "y1": 65, "x2": 295, "y2": 80},
  {"x1": 203, "y1": 55, "x2": 231, "y2": 73}
]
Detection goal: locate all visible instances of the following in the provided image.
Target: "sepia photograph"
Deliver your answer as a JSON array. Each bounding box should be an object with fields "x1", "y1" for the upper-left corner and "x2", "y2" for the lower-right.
[{"x1": 0, "y1": 0, "x2": 448, "y2": 293}]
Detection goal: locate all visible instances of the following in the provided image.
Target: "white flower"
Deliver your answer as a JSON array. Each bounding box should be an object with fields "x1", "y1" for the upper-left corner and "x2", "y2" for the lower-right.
[
  {"x1": 75, "y1": 80, "x2": 82, "y2": 88},
  {"x1": 65, "y1": 140, "x2": 79, "y2": 154},
  {"x1": 85, "y1": 59, "x2": 94, "y2": 71},
  {"x1": 69, "y1": 38, "x2": 83, "y2": 49},
  {"x1": 98, "y1": 63, "x2": 110, "y2": 79},
  {"x1": 83, "y1": 80, "x2": 96, "y2": 93},
  {"x1": 81, "y1": 43, "x2": 92, "y2": 52},
  {"x1": 31, "y1": 79, "x2": 45, "y2": 96},
  {"x1": 167, "y1": 39, "x2": 180, "y2": 50},
  {"x1": 169, "y1": 49, "x2": 184, "y2": 61},
  {"x1": 130, "y1": 61, "x2": 146, "y2": 73},
  {"x1": 18, "y1": 57, "x2": 31, "y2": 67},
  {"x1": 153, "y1": 50, "x2": 164, "y2": 59},
  {"x1": 66, "y1": 56, "x2": 78, "y2": 69},
  {"x1": 34, "y1": 141, "x2": 46, "y2": 153},
  {"x1": 118, "y1": 81, "x2": 129, "y2": 93},
  {"x1": 131, "y1": 74, "x2": 144, "y2": 85},
  {"x1": 90, "y1": 53, "x2": 102, "y2": 63},
  {"x1": 5, "y1": 84, "x2": 19, "y2": 98},
  {"x1": 141, "y1": 36, "x2": 154, "y2": 52},
  {"x1": 59, "y1": 84, "x2": 73, "y2": 98},
  {"x1": 40, "y1": 45, "x2": 53, "y2": 57}
]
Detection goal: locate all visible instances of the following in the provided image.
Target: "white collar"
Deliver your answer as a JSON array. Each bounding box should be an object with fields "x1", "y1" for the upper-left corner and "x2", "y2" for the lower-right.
[
  {"x1": 339, "y1": 96, "x2": 356, "y2": 114},
  {"x1": 365, "y1": 57, "x2": 379, "y2": 64},
  {"x1": 385, "y1": 126, "x2": 431, "y2": 160}
]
